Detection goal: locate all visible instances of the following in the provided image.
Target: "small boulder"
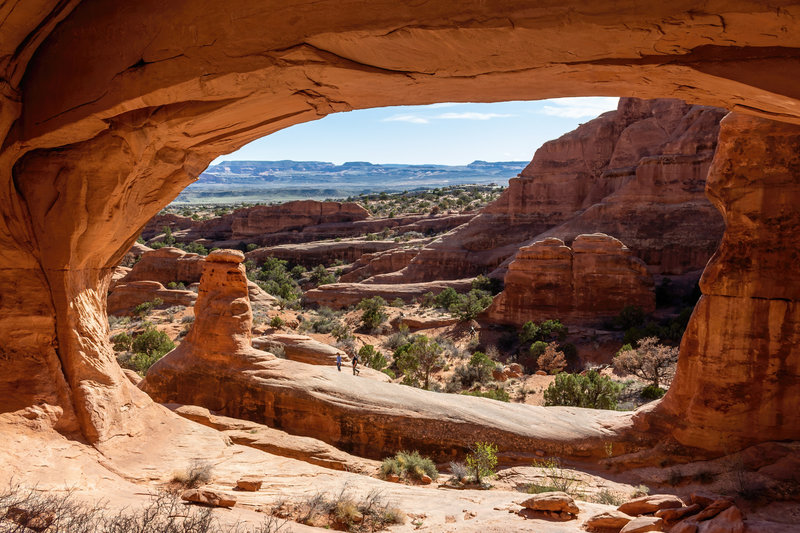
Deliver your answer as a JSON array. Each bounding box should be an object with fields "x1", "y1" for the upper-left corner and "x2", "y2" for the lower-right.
[
  {"x1": 618, "y1": 494, "x2": 683, "y2": 516},
  {"x1": 236, "y1": 476, "x2": 263, "y2": 492},
  {"x1": 520, "y1": 491, "x2": 579, "y2": 516},
  {"x1": 655, "y1": 503, "x2": 701, "y2": 522},
  {"x1": 535, "y1": 370, "x2": 547, "y2": 376},
  {"x1": 693, "y1": 499, "x2": 733, "y2": 521},
  {"x1": 385, "y1": 474, "x2": 400, "y2": 483},
  {"x1": 181, "y1": 488, "x2": 237, "y2": 508},
  {"x1": 419, "y1": 474, "x2": 433, "y2": 485},
  {"x1": 586, "y1": 509, "x2": 634, "y2": 530},
  {"x1": 619, "y1": 516, "x2": 663, "y2": 533},
  {"x1": 697, "y1": 505, "x2": 744, "y2": 533}
]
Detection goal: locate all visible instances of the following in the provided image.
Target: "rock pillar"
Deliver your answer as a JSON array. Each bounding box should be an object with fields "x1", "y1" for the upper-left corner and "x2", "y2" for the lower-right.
[{"x1": 658, "y1": 113, "x2": 800, "y2": 452}]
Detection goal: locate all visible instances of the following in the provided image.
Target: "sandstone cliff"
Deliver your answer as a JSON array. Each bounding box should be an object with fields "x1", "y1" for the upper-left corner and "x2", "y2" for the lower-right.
[
  {"x1": 373, "y1": 98, "x2": 726, "y2": 284},
  {"x1": 485, "y1": 234, "x2": 654, "y2": 327}
]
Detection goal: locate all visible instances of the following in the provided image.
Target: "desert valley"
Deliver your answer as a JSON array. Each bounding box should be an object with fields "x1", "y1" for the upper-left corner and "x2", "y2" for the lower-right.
[{"x1": 1, "y1": 3, "x2": 800, "y2": 533}]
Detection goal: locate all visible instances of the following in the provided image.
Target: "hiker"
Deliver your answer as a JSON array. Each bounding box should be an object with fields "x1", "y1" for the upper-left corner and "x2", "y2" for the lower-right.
[
  {"x1": 336, "y1": 353, "x2": 342, "y2": 372},
  {"x1": 352, "y1": 352, "x2": 360, "y2": 376}
]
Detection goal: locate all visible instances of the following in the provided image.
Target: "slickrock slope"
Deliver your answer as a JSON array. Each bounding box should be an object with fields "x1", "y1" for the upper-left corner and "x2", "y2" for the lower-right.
[
  {"x1": 142, "y1": 250, "x2": 636, "y2": 460},
  {"x1": 485, "y1": 234, "x2": 654, "y2": 327},
  {"x1": 171, "y1": 404, "x2": 379, "y2": 473},
  {"x1": 651, "y1": 113, "x2": 800, "y2": 453},
  {"x1": 377, "y1": 99, "x2": 726, "y2": 283}
]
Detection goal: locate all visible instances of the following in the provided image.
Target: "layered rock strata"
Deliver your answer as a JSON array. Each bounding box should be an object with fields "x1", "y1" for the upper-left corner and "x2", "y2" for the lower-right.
[
  {"x1": 142, "y1": 250, "x2": 636, "y2": 460},
  {"x1": 376, "y1": 98, "x2": 726, "y2": 283},
  {"x1": 485, "y1": 234, "x2": 655, "y2": 327}
]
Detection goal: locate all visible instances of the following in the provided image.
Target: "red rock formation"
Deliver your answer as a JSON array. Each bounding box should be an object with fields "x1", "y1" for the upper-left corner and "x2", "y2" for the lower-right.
[
  {"x1": 107, "y1": 281, "x2": 196, "y2": 316},
  {"x1": 304, "y1": 279, "x2": 474, "y2": 309},
  {"x1": 120, "y1": 247, "x2": 204, "y2": 286},
  {"x1": 381, "y1": 99, "x2": 726, "y2": 283},
  {"x1": 245, "y1": 239, "x2": 417, "y2": 267},
  {"x1": 1, "y1": 0, "x2": 799, "y2": 454},
  {"x1": 142, "y1": 249, "x2": 636, "y2": 460},
  {"x1": 339, "y1": 248, "x2": 420, "y2": 282},
  {"x1": 141, "y1": 213, "x2": 196, "y2": 241},
  {"x1": 485, "y1": 234, "x2": 654, "y2": 327},
  {"x1": 175, "y1": 210, "x2": 471, "y2": 250},
  {"x1": 653, "y1": 113, "x2": 800, "y2": 453}
]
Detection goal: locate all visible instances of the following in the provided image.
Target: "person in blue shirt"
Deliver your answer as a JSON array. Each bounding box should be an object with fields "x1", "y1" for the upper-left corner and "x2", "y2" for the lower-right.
[{"x1": 336, "y1": 353, "x2": 342, "y2": 372}]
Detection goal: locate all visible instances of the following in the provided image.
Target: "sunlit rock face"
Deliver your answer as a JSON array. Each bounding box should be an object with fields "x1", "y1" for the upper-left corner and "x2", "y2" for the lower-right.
[
  {"x1": 484, "y1": 234, "x2": 655, "y2": 327},
  {"x1": 0, "y1": 1, "x2": 799, "y2": 451},
  {"x1": 656, "y1": 113, "x2": 800, "y2": 453},
  {"x1": 376, "y1": 98, "x2": 727, "y2": 283}
]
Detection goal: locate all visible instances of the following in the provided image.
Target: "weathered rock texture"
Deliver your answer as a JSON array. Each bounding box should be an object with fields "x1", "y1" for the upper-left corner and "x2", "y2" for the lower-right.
[
  {"x1": 2, "y1": 1, "x2": 800, "y2": 452},
  {"x1": 142, "y1": 249, "x2": 637, "y2": 460},
  {"x1": 485, "y1": 234, "x2": 655, "y2": 326},
  {"x1": 377, "y1": 98, "x2": 726, "y2": 283},
  {"x1": 651, "y1": 113, "x2": 800, "y2": 453},
  {"x1": 119, "y1": 247, "x2": 204, "y2": 286},
  {"x1": 106, "y1": 281, "x2": 196, "y2": 316}
]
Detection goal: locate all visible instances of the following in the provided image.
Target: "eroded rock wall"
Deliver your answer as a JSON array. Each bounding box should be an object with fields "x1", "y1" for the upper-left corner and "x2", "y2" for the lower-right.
[
  {"x1": 375, "y1": 98, "x2": 726, "y2": 283},
  {"x1": 654, "y1": 113, "x2": 800, "y2": 452},
  {"x1": 485, "y1": 234, "x2": 655, "y2": 327},
  {"x1": 1, "y1": 0, "x2": 799, "y2": 453}
]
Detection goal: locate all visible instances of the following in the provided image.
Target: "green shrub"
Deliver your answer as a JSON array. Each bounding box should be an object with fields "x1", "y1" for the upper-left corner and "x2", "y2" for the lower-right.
[
  {"x1": 246, "y1": 243, "x2": 258, "y2": 252},
  {"x1": 380, "y1": 451, "x2": 438, "y2": 481},
  {"x1": 254, "y1": 257, "x2": 302, "y2": 303},
  {"x1": 641, "y1": 384, "x2": 667, "y2": 400},
  {"x1": 434, "y1": 287, "x2": 460, "y2": 309},
  {"x1": 543, "y1": 370, "x2": 621, "y2": 410},
  {"x1": 357, "y1": 296, "x2": 387, "y2": 331},
  {"x1": 309, "y1": 264, "x2": 337, "y2": 286},
  {"x1": 133, "y1": 297, "x2": 164, "y2": 317},
  {"x1": 419, "y1": 291, "x2": 436, "y2": 308},
  {"x1": 471, "y1": 275, "x2": 503, "y2": 295},
  {"x1": 132, "y1": 327, "x2": 175, "y2": 358},
  {"x1": 358, "y1": 344, "x2": 387, "y2": 371},
  {"x1": 111, "y1": 332, "x2": 132, "y2": 352},
  {"x1": 394, "y1": 335, "x2": 444, "y2": 389},
  {"x1": 390, "y1": 298, "x2": 405, "y2": 307},
  {"x1": 449, "y1": 289, "x2": 493, "y2": 320},
  {"x1": 519, "y1": 319, "x2": 567, "y2": 345},
  {"x1": 269, "y1": 315, "x2": 284, "y2": 328},
  {"x1": 466, "y1": 442, "x2": 498, "y2": 485},
  {"x1": 301, "y1": 307, "x2": 342, "y2": 334}
]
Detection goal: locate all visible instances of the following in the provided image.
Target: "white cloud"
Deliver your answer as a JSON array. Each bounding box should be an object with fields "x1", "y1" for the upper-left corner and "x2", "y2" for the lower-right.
[
  {"x1": 538, "y1": 97, "x2": 619, "y2": 119},
  {"x1": 427, "y1": 102, "x2": 462, "y2": 109},
  {"x1": 383, "y1": 114, "x2": 430, "y2": 124},
  {"x1": 435, "y1": 112, "x2": 514, "y2": 120}
]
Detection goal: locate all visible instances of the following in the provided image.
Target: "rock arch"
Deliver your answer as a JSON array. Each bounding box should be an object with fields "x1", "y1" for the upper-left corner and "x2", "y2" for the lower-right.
[{"x1": 1, "y1": 1, "x2": 799, "y2": 454}]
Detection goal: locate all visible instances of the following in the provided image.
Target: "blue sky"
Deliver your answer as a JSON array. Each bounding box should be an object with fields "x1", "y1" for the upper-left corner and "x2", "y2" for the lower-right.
[{"x1": 212, "y1": 97, "x2": 619, "y2": 166}]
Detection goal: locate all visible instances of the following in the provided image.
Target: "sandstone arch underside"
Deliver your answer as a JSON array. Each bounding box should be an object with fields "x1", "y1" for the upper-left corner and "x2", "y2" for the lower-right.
[{"x1": 0, "y1": 1, "x2": 799, "y2": 455}]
